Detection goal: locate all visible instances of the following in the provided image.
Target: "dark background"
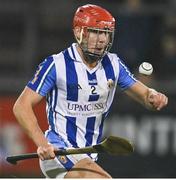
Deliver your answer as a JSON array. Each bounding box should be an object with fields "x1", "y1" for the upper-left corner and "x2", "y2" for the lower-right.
[{"x1": 0, "y1": 0, "x2": 176, "y2": 178}]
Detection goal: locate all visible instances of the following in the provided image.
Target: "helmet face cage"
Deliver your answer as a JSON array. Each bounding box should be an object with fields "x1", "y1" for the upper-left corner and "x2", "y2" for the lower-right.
[
  {"x1": 73, "y1": 4, "x2": 115, "y2": 63},
  {"x1": 80, "y1": 27, "x2": 114, "y2": 61}
]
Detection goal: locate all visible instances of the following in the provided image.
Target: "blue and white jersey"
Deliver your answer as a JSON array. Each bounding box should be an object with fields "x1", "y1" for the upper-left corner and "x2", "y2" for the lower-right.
[{"x1": 27, "y1": 43, "x2": 136, "y2": 157}]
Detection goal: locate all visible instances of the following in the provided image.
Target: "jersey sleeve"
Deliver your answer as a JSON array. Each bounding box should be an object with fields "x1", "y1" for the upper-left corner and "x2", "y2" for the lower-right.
[
  {"x1": 27, "y1": 56, "x2": 56, "y2": 96},
  {"x1": 117, "y1": 59, "x2": 137, "y2": 90}
]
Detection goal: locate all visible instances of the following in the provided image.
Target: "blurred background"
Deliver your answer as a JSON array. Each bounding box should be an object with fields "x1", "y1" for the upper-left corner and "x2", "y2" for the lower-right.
[{"x1": 0, "y1": 0, "x2": 176, "y2": 178}]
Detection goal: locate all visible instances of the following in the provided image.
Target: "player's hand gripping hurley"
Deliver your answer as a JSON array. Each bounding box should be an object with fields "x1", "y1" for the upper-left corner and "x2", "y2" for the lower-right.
[{"x1": 6, "y1": 136, "x2": 134, "y2": 165}]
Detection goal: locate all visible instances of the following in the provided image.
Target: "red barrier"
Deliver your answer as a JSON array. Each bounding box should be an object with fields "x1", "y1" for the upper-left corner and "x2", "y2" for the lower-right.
[{"x1": 0, "y1": 96, "x2": 48, "y2": 177}]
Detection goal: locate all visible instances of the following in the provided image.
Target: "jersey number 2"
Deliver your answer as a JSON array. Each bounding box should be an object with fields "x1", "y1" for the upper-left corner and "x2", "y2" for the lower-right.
[{"x1": 91, "y1": 85, "x2": 97, "y2": 95}]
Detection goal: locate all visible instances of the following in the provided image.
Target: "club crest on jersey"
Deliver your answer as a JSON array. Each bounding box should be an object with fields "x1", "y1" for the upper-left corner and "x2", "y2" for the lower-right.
[
  {"x1": 58, "y1": 155, "x2": 67, "y2": 164},
  {"x1": 107, "y1": 79, "x2": 114, "y2": 89}
]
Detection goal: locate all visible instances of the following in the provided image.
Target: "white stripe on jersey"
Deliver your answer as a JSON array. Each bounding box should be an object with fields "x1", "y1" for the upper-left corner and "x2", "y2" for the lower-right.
[
  {"x1": 36, "y1": 61, "x2": 55, "y2": 93},
  {"x1": 75, "y1": 116, "x2": 88, "y2": 147},
  {"x1": 55, "y1": 112, "x2": 68, "y2": 143},
  {"x1": 52, "y1": 53, "x2": 67, "y2": 115},
  {"x1": 104, "y1": 54, "x2": 119, "y2": 112},
  {"x1": 119, "y1": 59, "x2": 136, "y2": 81}
]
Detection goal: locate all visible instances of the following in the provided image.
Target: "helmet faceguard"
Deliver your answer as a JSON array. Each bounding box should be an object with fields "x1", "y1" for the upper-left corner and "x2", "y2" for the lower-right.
[{"x1": 73, "y1": 4, "x2": 115, "y2": 63}]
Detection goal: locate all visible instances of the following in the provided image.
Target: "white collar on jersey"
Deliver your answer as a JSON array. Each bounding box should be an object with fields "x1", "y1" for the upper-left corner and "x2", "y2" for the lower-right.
[{"x1": 67, "y1": 43, "x2": 83, "y2": 62}]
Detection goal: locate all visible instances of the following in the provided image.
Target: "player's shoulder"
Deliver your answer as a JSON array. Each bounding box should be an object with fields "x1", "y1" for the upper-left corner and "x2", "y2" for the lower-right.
[
  {"x1": 52, "y1": 51, "x2": 65, "y2": 62},
  {"x1": 39, "y1": 46, "x2": 71, "y2": 71},
  {"x1": 108, "y1": 52, "x2": 128, "y2": 64},
  {"x1": 41, "y1": 51, "x2": 65, "y2": 66},
  {"x1": 106, "y1": 52, "x2": 121, "y2": 64},
  {"x1": 37, "y1": 55, "x2": 55, "y2": 70}
]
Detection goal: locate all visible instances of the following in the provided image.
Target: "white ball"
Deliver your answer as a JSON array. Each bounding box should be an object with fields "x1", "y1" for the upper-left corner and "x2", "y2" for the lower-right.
[{"x1": 139, "y1": 62, "x2": 153, "y2": 75}]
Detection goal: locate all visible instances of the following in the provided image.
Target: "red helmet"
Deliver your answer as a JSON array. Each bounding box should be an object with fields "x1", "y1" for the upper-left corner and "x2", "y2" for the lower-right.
[
  {"x1": 73, "y1": 4, "x2": 115, "y2": 30},
  {"x1": 73, "y1": 4, "x2": 115, "y2": 63}
]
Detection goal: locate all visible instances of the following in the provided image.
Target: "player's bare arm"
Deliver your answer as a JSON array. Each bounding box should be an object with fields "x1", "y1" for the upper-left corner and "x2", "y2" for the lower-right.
[
  {"x1": 13, "y1": 87, "x2": 55, "y2": 160},
  {"x1": 124, "y1": 81, "x2": 168, "y2": 111}
]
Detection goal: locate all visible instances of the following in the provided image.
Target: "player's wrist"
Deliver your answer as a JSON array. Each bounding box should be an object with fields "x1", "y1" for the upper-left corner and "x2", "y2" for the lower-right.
[{"x1": 32, "y1": 133, "x2": 49, "y2": 147}]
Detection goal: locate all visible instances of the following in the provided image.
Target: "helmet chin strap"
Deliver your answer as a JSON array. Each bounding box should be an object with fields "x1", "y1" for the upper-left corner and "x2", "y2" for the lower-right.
[{"x1": 76, "y1": 28, "x2": 84, "y2": 45}]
